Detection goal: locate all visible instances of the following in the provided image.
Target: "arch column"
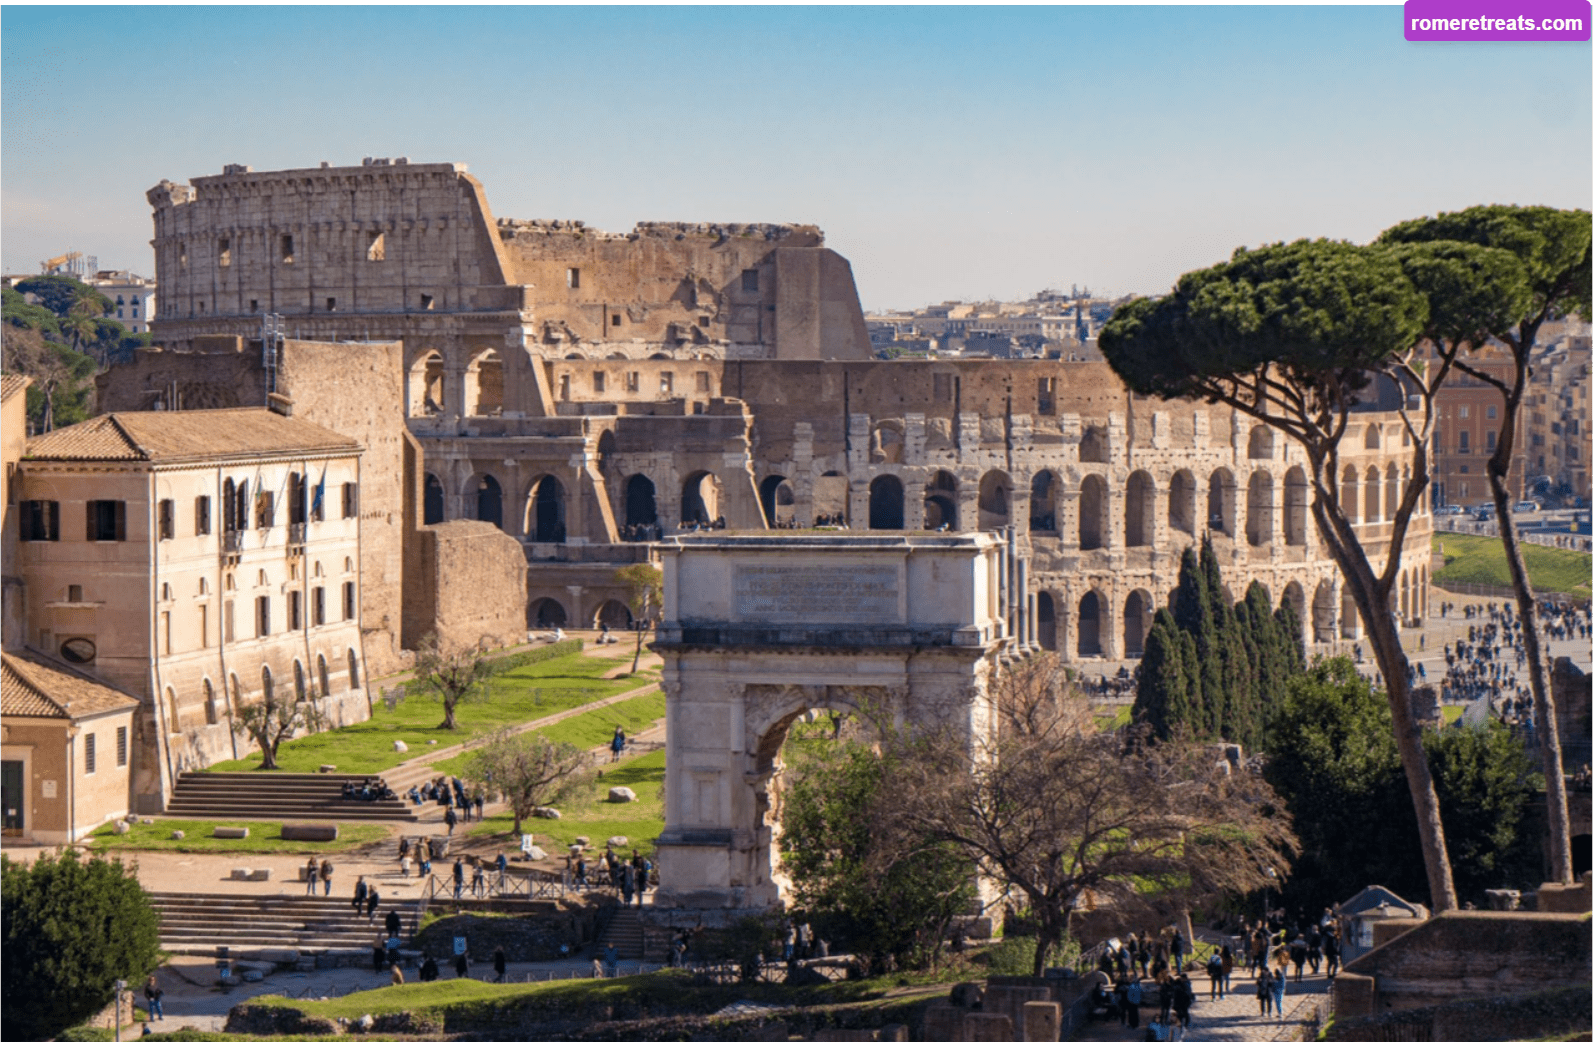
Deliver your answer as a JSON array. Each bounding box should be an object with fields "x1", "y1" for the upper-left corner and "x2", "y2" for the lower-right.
[
  {"x1": 1061, "y1": 489, "x2": 1082, "y2": 551},
  {"x1": 849, "y1": 484, "x2": 870, "y2": 528},
  {"x1": 906, "y1": 480, "x2": 927, "y2": 531},
  {"x1": 957, "y1": 487, "x2": 979, "y2": 532},
  {"x1": 1150, "y1": 475, "x2": 1169, "y2": 550}
]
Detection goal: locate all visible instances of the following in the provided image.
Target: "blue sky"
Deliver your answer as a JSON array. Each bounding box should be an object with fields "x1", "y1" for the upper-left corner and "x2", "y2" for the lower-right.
[{"x1": 3, "y1": 6, "x2": 1588, "y2": 309}]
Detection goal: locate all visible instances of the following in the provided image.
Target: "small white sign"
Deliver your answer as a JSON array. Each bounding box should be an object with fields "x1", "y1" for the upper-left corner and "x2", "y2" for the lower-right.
[
  {"x1": 520, "y1": 833, "x2": 535, "y2": 854},
  {"x1": 41, "y1": 780, "x2": 56, "y2": 799},
  {"x1": 453, "y1": 936, "x2": 467, "y2": 955}
]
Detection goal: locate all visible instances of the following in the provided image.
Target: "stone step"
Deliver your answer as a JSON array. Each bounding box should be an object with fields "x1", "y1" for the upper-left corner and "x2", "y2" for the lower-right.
[{"x1": 148, "y1": 891, "x2": 423, "y2": 954}]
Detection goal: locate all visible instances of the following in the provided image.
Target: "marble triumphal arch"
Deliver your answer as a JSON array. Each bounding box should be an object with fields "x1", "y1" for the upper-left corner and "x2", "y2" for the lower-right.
[{"x1": 645, "y1": 533, "x2": 1018, "y2": 939}]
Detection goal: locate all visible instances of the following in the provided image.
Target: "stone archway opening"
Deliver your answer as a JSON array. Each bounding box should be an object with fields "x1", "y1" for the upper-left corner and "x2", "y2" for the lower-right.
[
  {"x1": 869, "y1": 475, "x2": 904, "y2": 530},
  {"x1": 1313, "y1": 581, "x2": 1336, "y2": 643},
  {"x1": 475, "y1": 474, "x2": 504, "y2": 529},
  {"x1": 977, "y1": 471, "x2": 1012, "y2": 531},
  {"x1": 813, "y1": 472, "x2": 849, "y2": 525},
  {"x1": 1247, "y1": 470, "x2": 1275, "y2": 547},
  {"x1": 1037, "y1": 591, "x2": 1057, "y2": 651},
  {"x1": 527, "y1": 475, "x2": 567, "y2": 543},
  {"x1": 625, "y1": 474, "x2": 658, "y2": 527},
  {"x1": 760, "y1": 474, "x2": 795, "y2": 528},
  {"x1": 1125, "y1": 471, "x2": 1154, "y2": 547},
  {"x1": 465, "y1": 349, "x2": 504, "y2": 416},
  {"x1": 682, "y1": 471, "x2": 722, "y2": 526},
  {"x1": 595, "y1": 599, "x2": 633, "y2": 630},
  {"x1": 1078, "y1": 590, "x2": 1104, "y2": 657},
  {"x1": 424, "y1": 473, "x2": 445, "y2": 525},
  {"x1": 1169, "y1": 469, "x2": 1196, "y2": 537},
  {"x1": 924, "y1": 471, "x2": 958, "y2": 531},
  {"x1": 1284, "y1": 467, "x2": 1308, "y2": 546},
  {"x1": 1208, "y1": 468, "x2": 1236, "y2": 538},
  {"x1": 528, "y1": 597, "x2": 568, "y2": 629},
  {"x1": 1030, "y1": 471, "x2": 1058, "y2": 533},
  {"x1": 408, "y1": 351, "x2": 446, "y2": 417},
  {"x1": 1123, "y1": 589, "x2": 1153, "y2": 657},
  {"x1": 1079, "y1": 474, "x2": 1107, "y2": 550}
]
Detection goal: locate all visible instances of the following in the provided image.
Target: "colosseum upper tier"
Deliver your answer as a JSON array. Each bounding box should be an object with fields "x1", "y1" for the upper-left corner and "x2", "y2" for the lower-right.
[{"x1": 134, "y1": 159, "x2": 1431, "y2": 660}]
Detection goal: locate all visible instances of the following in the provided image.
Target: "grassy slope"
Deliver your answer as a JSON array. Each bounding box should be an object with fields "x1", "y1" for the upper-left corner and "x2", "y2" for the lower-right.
[
  {"x1": 469, "y1": 748, "x2": 665, "y2": 855},
  {"x1": 209, "y1": 653, "x2": 646, "y2": 775},
  {"x1": 427, "y1": 690, "x2": 667, "y2": 778},
  {"x1": 86, "y1": 819, "x2": 389, "y2": 854},
  {"x1": 1433, "y1": 532, "x2": 1591, "y2": 598}
]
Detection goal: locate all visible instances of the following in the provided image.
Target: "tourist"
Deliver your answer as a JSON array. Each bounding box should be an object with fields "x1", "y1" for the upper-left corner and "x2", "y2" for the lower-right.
[
  {"x1": 144, "y1": 976, "x2": 164, "y2": 1021},
  {"x1": 471, "y1": 860, "x2": 486, "y2": 897},
  {"x1": 610, "y1": 726, "x2": 626, "y2": 763},
  {"x1": 1171, "y1": 974, "x2": 1193, "y2": 1031},
  {"x1": 1289, "y1": 933, "x2": 1308, "y2": 980},
  {"x1": 493, "y1": 946, "x2": 507, "y2": 983},
  {"x1": 1255, "y1": 967, "x2": 1271, "y2": 1017},
  {"x1": 1169, "y1": 929, "x2": 1185, "y2": 974},
  {"x1": 1322, "y1": 926, "x2": 1341, "y2": 979},
  {"x1": 420, "y1": 956, "x2": 439, "y2": 982},
  {"x1": 603, "y1": 942, "x2": 619, "y2": 978},
  {"x1": 372, "y1": 937, "x2": 387, "y2": 974},
  {"x1": 475, "y1": 791, "x2": 485, "y2": 820},
  {"x1": 445, "y1": 805, "x2": 458, "y2": 836},
  {"x1": 453, "y1": 857, "x2": 466, "y2": 899},
  {"x1": 1123, "y1": 976, "x2": 1142, "y2": 1028},
  {"x1": 385, "y1": 908, "x2": 402, "y2": 939},
  {"x1": 320, "y1": 858, "x2": 334, "y2": 896},
  {"x1": 574, "y1": 857, "x2": 588, "y2": 890},
  {"x1": 304, "y1": 856, "x2": 319, "y2": 896},
  {"x1": 496, "y1": 851, "x2": 508, "y2": 891},
  {"x1": 1146, "y1": 1014, "x2": 1169, "y2": 1042},
  {"x1": 1270, "y1": 967, "x2": 1287, "y2": 1017},
  {"x1": 352, "y1": 876, "x2": 368, "y2": 915},
  {"x1": 1206, "y1": 950, "x2": 1223, "y2": 998},
  {"x1": 455, "y1": 951, "x2": 470, "y2": 979},
  {"x1": 366, "y1": 885, "x2": 380, "y2": 921},
  {"x1": 419, "y1": 837, "x2": 433, "y2": 877}
]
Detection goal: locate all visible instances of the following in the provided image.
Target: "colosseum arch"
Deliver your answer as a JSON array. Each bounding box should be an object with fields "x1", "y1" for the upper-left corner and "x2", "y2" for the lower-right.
[
  {"x1": 424, "y1": 473, "x2": 445, "y2": 524},
  {"x1": 682, "y1": 471, "x2": 722, "y2": 526},
  {"x1": 1248, "y1": 424, "x2": 1275, "y2": 460},
  {"x1": 526, "y1": 474, "x2": 567, "y2": 543},
  {"x1": 813, "y1": 471, "x2": 849, "y2": 523},
  {"x1": 1077, "y1": 589, "x2": 1105, "y2": 656},
  {"x1": 594, "y1": 599, "x2": 633, "y2": 629},
  {"x1": 760, "y1": 474, "x2": 795, "y2": 527},
  {"x1": 1079, "y1": 474, "x2": 1108, "y2": 550},
  {"x1": 408, "y1": 351, "x2": 446, "y2": 417},
  {"x1": 1365, "y1": 423, "x2": 1382, "y2": 450},
  {"x1": 1125, "y1": 471, "x2": 1155, "y2": 547},
  {"x1": 1169, "y1": 469, "x2": 1197, "y2": 536},
  {"x1": 1030, "y1": 471, "x2": 1059, "y2": 533},
  {"x1": 1340, "y1": 585, "x2": 1360, "y2": 639},
  {"x1": 1246, "y1": 470, "x2": 1275, "y2": 547},
  {"x1": 1283, "y1": 467, "x2": 1308, "y2": 546},
  {"x1": 1208, "y1": 468, "x2": 1237, "y2": 537},
  {"x1": 1364, "y1": 466, "x2": 1382, "y2": 523},
  {"x1": 625, "y1": 474, "x2": 658, "y2": 527},
  {"x1": 871, "y1": 420, "x2": 905, "y2": 464},
  {"x1": 1037, "y1": 591, "x2": 1057, "y2": 651},
  {"x1": 977, "y1": 470, "x2": 1012, "y2": 530},
  {"x1": 1315, "y1": 580, "x2": 1342, "y2": 642},
  {"x1": 472, "y1": 473, "x2": 504, "y2": 529},
  {"x1": 596, "y1": 430, "x2": 617, "y2": 476},
  {"x1": 528, "y1": 597, "x2": 568, "y2": 628},
  {"x1": 1341, "y1": 465, "x2": 1360, "y2": 524},
  {"x1": 464, "y1": 348, "x2": 504, "y2": 416},
  {"x1": 1123, "y1": 588, "x2": 1154, "y2": 657},
  {"x1": 869, "y1": 474, "x2": 905, "y2": 530},
  {"x1": 1386, "y1": 467, "x2": 1401, "y2": 520},
  {"x1": 1079, "y1": 425, "x2": 1109, "y2": 463},
  {"x1": 924, "y1": 471, "x2": 958, "y2": 530}
]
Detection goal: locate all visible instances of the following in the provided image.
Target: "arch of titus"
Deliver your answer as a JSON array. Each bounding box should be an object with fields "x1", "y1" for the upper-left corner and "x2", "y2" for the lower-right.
[{"x1": 645, "y1": 533, "x2": 1010, "y2": 935}]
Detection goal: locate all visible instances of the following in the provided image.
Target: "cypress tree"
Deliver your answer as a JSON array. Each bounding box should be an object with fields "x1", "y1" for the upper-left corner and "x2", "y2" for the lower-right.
[{"x1": 1135, "y1": 610, "x2": 1188, "y2": 740}]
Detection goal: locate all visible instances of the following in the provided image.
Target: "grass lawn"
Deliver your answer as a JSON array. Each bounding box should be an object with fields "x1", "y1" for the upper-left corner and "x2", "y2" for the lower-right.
[
  {"x1": 1094, "y1": 704, "x2": 1133, "y2": 732},
  {"x1": 427, "y1": 690, "x2": 667, "y2": 778},
  {"x1": 209, "y1": 652, "x2": 648, "y2": 776},
  {"x1": 1433, "y1": 533, "x2": 1591, "y2": 598},
  {"x1": 85, "y1": 818, "x2": 390, "y2": 855},
  {"x1": 1442, "y1": 705, "x2": 1465, "y2": 726},
  {"x1": 469, "y1": 748, "x2": 665, "y2": 856}
]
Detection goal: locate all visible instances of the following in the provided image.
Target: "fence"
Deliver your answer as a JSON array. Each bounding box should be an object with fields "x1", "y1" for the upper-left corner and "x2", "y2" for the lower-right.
[{"x1": 1434, "y1": 516, "x2": 1593, "y2": 553}]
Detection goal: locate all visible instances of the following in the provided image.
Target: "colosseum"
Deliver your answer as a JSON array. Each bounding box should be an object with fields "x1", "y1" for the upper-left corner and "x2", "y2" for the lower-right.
[{"x1": 125, "y1": 158, "x2": 1431, "y2": 660}]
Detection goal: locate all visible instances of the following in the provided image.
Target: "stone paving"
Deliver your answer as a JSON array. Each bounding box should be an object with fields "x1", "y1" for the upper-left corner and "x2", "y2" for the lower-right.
[{"x1": 1074, "y1": 969, "x2": 1331, "y2": 1042}]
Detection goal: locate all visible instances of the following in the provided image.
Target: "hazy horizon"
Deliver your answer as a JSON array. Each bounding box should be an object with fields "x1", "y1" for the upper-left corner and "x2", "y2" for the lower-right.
[{"x1": 3, "y1": 6, "x2": 1588, "y2": 311}]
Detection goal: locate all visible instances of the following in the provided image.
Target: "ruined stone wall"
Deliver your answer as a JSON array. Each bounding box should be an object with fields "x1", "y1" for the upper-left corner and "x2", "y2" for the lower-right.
[{"x1": 414, "y1": 521, "x2": 529, "y2": 650}]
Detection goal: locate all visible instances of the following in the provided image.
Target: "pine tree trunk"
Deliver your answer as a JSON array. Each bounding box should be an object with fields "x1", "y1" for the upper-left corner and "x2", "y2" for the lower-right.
[{"x1": 1485, "y1": 433, "x2": 1572, "y2": 882}]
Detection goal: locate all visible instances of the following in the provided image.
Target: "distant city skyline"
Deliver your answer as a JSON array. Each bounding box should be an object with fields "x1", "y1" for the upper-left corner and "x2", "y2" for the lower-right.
[{"x1": 3, "y1": 6, "x2": 1588, "y2": 311}]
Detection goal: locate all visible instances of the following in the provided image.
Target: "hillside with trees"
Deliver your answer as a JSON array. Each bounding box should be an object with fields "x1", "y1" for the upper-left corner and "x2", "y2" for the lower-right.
[{"x1": 2, "y1": 275, "x2": 149, "y2": 431}]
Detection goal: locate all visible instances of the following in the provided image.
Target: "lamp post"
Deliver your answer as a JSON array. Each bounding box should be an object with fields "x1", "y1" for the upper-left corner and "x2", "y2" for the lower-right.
[{"x1": 113, "y1": 979, "x2": 127, "y2": 1042}]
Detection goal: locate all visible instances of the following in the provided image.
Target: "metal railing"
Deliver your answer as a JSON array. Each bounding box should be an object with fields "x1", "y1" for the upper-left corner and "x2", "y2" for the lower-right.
[
  {"x1": 288, "y1": 522, "x2": 307, "y2": 546},
  {"x1": 223, "y1": 530, "x2": 245, "y2": 553}
]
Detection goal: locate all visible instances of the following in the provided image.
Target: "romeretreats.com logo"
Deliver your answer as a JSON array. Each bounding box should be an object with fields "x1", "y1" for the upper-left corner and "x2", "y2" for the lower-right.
[{"x1": 1405, "y1": 0, "x2": 1591, "y2": 38}]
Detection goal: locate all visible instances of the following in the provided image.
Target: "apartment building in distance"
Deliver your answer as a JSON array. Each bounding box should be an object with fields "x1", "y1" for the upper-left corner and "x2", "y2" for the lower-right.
[
  {"x1": 1524, "y1": 331, "x2": 1591, "y2": 502},
  {"x1": 1430, "y1": 347, "x2": 1528, "y2": 508}
]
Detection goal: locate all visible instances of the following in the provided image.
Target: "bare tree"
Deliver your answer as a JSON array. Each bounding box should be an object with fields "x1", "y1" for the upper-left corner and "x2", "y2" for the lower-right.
[
  {"x1": 231, "y1": 685, "x2": 326, "y2": 770},
  {"x1": 884, "y1": 654, "x2": 1296, "y2": 976},
  {"x1": 463, "y1": 728, "x2": 593, "y2": 836},
  {"x1": 406, "y1": 635, "x2": 503, "y2": 730}
]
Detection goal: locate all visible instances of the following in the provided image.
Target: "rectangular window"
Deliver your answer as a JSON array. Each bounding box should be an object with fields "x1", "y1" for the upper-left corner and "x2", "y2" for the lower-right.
[
  {"x1": 195, "y1": 496, "x2": 212, "y2": 535},
  {"x1": 625, "y1": 371, "x2": 639, "y2": 393},
  {"x1": 660, "y1": 372, "x2": 674, "y2": 394},
  {"x1": 310, "y1": 483, "x2": 324, "y2": 523},
  {"x1": 86, "y1": 500, "x2": 126, "y2": 542},
  {"x1": 223, "y1": 600, "x2": 235, "y2": 643},
  {"x1": 610, "y1": 313, "x2": 621, "y2": 327},
  {"x1": 1458, "y1": 431, "x2": 1471, "y2": 454},
  {"x1": 1486, "y1": 430, "x2": 1497, "y2": 451},
  {"x1": 250, "y1": 299, "x2": 259, "y2": 314},
  {"x1": 695, "y1": 371, "x2": 711, "y2": 394},
  {"x1": 343, "y1": 581, "x2": 355, "y2": 621},
  {"x1": 218, "y1": 238, "x2": 232, "y2": 267},
  {"x1": 420, "y1": 293, "x2": 434, "y2": 310},
  {"x1": 1037, "y1": 377, "x2": 1057, "y2": 415},
  {"x1": 68, "y1": 585, "x2": 82, "y2": 603},
  {"x1": 313, "y1": 586, "x2": 325, "y2": 626},
  {"x1": 1458, "y1": 405, "x2": 1470, "y2": 418},
  {"x1": 116, "y1": 726, "x2": 128, "y2": 767},
  {"x1": 289, "y1": 591, "x2": 302, "y2": 631},
  {"x1": 255, "y1": 491, "x2": 275, "y2": 529},
  {"x1": 560, "y1": 374, "x2": 571, "y2": 400},
  {"x1": 741, "y1": 269, "x2": 759, "y2": 293},
  {"x1": 566, "y1": 267, "x2": 580, "y2": 289},
  {"x1": 1486, "y1": 405, "x2": 1498, "y2": 420},
  {"x1": 325, "y1": 297, "x2": 336, "y2": 312},
  {"x1": 593, "y1": 371, "x2": 606, "y2": 393},
  {"x1": 257, "y1": 596, "x2": 271, "y2": 637},
  {"x1": 281, "y1": 234, "x2": 295, "y2": 263},
  {"x1": 20, "y1": 500, "x2": 59, "y2": 541},
  {"x1": 158, "y1": 499, "x2": 175, "y2": 541},
  {"x1": 199, "y1": 603, "x2": 209, "y2": 648},
  {"x1": 367, "y1": 231, "x2": 385, "y2": 262},
  {"x1": 161, "y1": 611, "x2": 172, "y2": 656},
  {"x1": 341, "y1": 482, "x2": 358, "y2": 519},
  {"x1": 84, "y1": 733, "x2": 96, "y2": 774}
]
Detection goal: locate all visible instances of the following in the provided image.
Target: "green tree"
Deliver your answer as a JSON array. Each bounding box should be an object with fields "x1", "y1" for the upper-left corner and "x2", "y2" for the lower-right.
[
  {"x1": 614, "y1": 563, "x2": 662, "y2": 674},
  {"x1": 464, "y1": 728, "x2": 592, "y2": 837},
  {"x1": 1133, "y1": 609, "x2": 1189, "y2": 739},
  {"x1": 232, "y1": 676, "x2": 327, "y2": 770},
  {"x1": 1379, "y1": 206, "x2": 1591, "y2": 884},
  {"x1": 12, "y1": 276, "x2": 111, "y2": 320},
  {"x1": 406, "y1": 635, "x2": 505, "y2": 730},
  {"x1": 2, "y1": 849, "x2": 162, "y2": 1040},
  {"x1": 781, "y1": 737, "x2": 975, "y2": 973},
  {"x1": 1100, "y1": 235, "x2": 1531, "y2": 911}
]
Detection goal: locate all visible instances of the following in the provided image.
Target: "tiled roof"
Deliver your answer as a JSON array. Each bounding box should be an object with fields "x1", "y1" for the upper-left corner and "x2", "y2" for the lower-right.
[
  {"x1": 25, "y1": 409, "x2": 360, "y2": 464},
  {"x1": 1, "y1": 648, "x2": 140, "y2": 720},
  {"x1": 1, "y1": 373, "x2": 31, "y2": 404}
]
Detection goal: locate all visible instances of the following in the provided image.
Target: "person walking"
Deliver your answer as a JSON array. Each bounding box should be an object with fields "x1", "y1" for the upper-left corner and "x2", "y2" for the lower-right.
[
  {"x1": 420, "y1": 956, "x2": 439, "y2": 982},
  {"x1": 320, "y1": 858, "x2": 334, "y2": 896},
  {"x1": 1171, "y1": 973, "x2": 1193, "y2": 1032},
  {"x1": 366, "y1": 884, "x2": 380, "y2": 922},
  {"x1": 304, "y1": 857, "x2": 319, "y2": 896},
  {"x1": 445, "y1": 805, "x2": 458, "y2": 837},
  {"x1": 1123, "y1": 976, "x2": 1142, "y2": 1029},
  {"x1": 610, "y1": 726, "x2": 626, "y2": 763},
  {"x1": 1170, "y1": 930, "x2": 1185, "y2": 974},
  {"x1": 1270, "y1": 967, "x2": 1287, "y2": 1018},
  {"x1": 453, "y1": 857, "x2": 466, "y2": 899},
  {"x1": 603, "y1": 942, "x2": 619, "y2": 978},
  {"x1": 385, "y1": 907, "x2": 402, "y2": 940},
  {"x1": 352, "y1": 876, "x2": 368, "y2": 915},
  {"x1": 1255, "y1": 967, "x2": 1272, "y2": 1017},
  {"x1": 372, "y1": 936, "x2": 387, "y2": 974},
  {"x1": 1206, "y1": 950, "x2": 1223, "y2": 998},
  {"x1": 455, "y1": 951, "x2": 470, "y2": 979},
  {"x1": 471, "y1": 860, "x2": 486, "y2": 897},
  {"x1": 493, "y1": 946, "x2": 507, "y2": 983},
  {"x1": 1323, "y1": 927, "x2": 1341, "y2": 980},
  {"x1": 496, "y1": 851, "x2": 508, "y2": 891},
  {"x1": 419, "y1": 836, "x2": 433, "y2": 877},
  {"x1": 144, "y1": 976, "x2": 165, "y2": 1021}
]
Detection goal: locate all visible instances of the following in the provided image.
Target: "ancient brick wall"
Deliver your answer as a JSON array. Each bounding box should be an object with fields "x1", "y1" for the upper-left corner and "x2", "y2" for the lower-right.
[{"x1": 415, "y1": 521, "x2": 529, "y2": 650}]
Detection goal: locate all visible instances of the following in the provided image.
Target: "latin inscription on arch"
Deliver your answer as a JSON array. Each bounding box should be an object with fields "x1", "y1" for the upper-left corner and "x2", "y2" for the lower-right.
[{"x1": 733, "y1": 564, "x2": 898, "y2": 623}]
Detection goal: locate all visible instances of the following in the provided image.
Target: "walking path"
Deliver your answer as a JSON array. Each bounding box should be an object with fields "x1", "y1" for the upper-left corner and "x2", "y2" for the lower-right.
[{"x1": 1076, "y1": 970, "x2": 1330, "y2": 1042}]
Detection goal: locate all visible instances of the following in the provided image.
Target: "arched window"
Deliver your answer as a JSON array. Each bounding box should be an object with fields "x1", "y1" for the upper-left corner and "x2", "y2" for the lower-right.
[
  {"x1": 293, "y1": 660, "x2": 307, "y2": 701},
  {"x1": 1124, "y1": 471, "x2": 1154, "y2": 547},
  {"x1": 924, "y1": 471, "x2": 958, "y2": 531},
  {"x1": 261, "y1": 665, "x2": 274, "y2": 703},
  {"x1": 424, "y1": 473, "x2": 445, "y2": 525},
  {"x1": 625, "y1": 474, "x2": 658, "y2": 527},
  {"x1": 1168, "y1": 470, "x2": 1196, "y2": 536},
  {"x1": 527, "y1": 475, "x2": 567, "y2": 543},
  {"x1": 1079, "y1": 474, "x2": 1107, "y2": 550},
  {"x1": 203, "y1": 678, "x2": 218, "y2": 725},
  {"x1": 977, "y1": 471, "x2": 1011, "y2": 531},
  {"x1": 318, "y1": 655, "x2": 330, "y2": 699},
  {"x1": 347, "y1": 649, "x2": 360, "y2": 690},
  {"x1": 1029, "y1": 471, "x2": 1058, "y2": 533},
  {"x1": 1246, "y1": 470, "x2": 1275, "y2": 547},
  {"x1": 1284, "y1": 467, "x2": 1309, "y2": 546},
  {"x1": 868, "y1": 475, "x2": 904, "y2": 530},
  {"x1": 1078, "y1": 591, "x2": 1103, "y2": 656},
  {"x1": 475, "y1": 474, "x2": 504, "y2": 529}
]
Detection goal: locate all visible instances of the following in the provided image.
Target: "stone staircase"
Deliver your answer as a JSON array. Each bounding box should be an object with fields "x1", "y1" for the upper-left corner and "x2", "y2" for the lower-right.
[
  {"x1": 599, "y1": 905, "x2": 645, "y2": 959},
  {"x1": 164, "y1": 771, "x2": 421, "y2": 822},
  {"x1": 149, "y1": 891, "x2": 423, "y2": 957}
]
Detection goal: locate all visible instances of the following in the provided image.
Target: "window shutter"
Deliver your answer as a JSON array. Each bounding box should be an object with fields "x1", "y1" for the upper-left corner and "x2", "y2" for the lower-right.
[
  {"x1": 49, "y1": 501, "x2": 59, "y2": 540},
  {"x1": 115, "y1": 500, "x2": 127, "y2": 541}
]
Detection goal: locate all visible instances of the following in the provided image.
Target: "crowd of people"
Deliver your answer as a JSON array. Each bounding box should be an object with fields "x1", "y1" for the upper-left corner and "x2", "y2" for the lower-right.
[
  {"x1": 341, "y1": 779, "x2": 397, "y2": 802},
  {"x1": 1431, "y1": 599, "x2": 1592, "y2": 736},
  {"x1": 570, "y1": 847, "x2": 654, "y2": 906},
  {"x1": 619, "y1": 522, "x2": 663, "y2": 542},
  {"x1": 405, "y1": 775, "x2": 485, "y2": 827}
]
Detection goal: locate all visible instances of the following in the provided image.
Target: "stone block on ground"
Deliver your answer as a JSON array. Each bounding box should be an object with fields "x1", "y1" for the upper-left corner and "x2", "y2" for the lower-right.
[
  {"x1": 240, "y1": 970, "x2": 264, "y2": 983},
  {"x1": 814, "y1": 1030, "x2": 876, "y2": 1042},
  {"x1": 212, "y1": 826, "x2": 249, "y2": 839},
  {"x1": 1022, "y1": 1001, "x2": 1061, "y2": 1042},
  {"x1": 951, "y1": 982, "x2": 985, "y2": 1008},
  {"x1": 924, "y1": 1005, "x2": 967, "y2": 1042},
  {"x1": 879, "y1": 1027, "x2": 908, "y2": 1042},
  {"x1": 318, "y1": 764, "x2": 338, "y2": 773},
  {"x1": 170, "y1": 830, "x2": 185, "y2": 840},
  {"x1": 607, "y1": 786, "x2": 637, "y2": 803},
  {"x1": 393, "y1": 740, "x2": 408, "y2": 753},
  {"x1": 248, "y1": 868, "x2": 272, "y2": 881},
  {"x1": 532, "y1": 806, "x2": 561, "y2": 819},
  {"x1": 253, "y1": 949, "x2": 300, "y2": 965},
  {"x1": 281, "y1": 823, "x2": 339, "y2": 842},
  {"x1": 1485, "y1": 889, "x2": 1521, "y2": 910},
  {"x1": 607, "y1": 835, "x2": 629, "y2": 847},
  {"x1": 574, "y1": 835, "x2": 591, "y2": 846},
  {"x1": 113, "y1": 820, "x2": 131, "y2": 834},
  {"x1": 965, "y1": 1012, "x2": 1014, "y2": 1042},
  {"x1": 525, "y1": 845, "x2": 548, "y2": 861},
  {"x1": 230, "y1": 867, "x2": 254, "y2": 880},
  {"x1": 234, "y1": 960, "x2": 276, "y2": 977}
]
